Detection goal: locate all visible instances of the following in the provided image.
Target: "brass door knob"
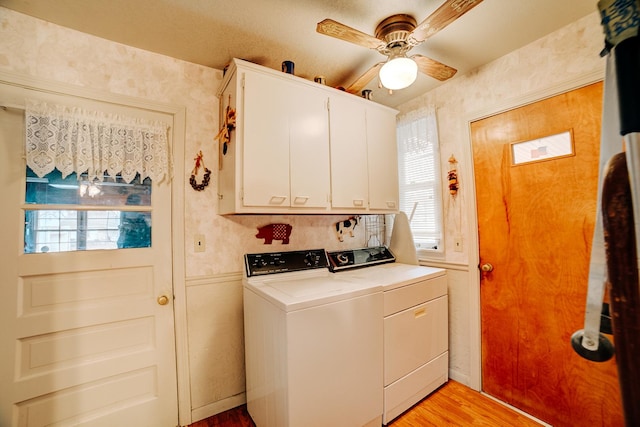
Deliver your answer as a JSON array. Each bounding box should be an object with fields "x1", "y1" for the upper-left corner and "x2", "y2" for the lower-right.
[
  {"x1": 157, "y1": 295, "x2": 170, "y2": 305},
  {"x1": 481, "y1": 263, "x2": 494, "y2": 272}
]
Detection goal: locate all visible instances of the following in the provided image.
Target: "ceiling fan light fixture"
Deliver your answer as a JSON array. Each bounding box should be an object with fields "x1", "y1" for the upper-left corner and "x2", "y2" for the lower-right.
[{"x1": 379, "y1": 55, "x2": 418, "y2": 90}]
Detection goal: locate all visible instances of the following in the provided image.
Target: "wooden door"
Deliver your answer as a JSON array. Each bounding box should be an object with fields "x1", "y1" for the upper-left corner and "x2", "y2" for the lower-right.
[
  {"x1": 0, "y1": 86, "x2": 178, "y2": 426},
  {"x1": 471, "y1": 82, "x2": 623, "y2": 426}
]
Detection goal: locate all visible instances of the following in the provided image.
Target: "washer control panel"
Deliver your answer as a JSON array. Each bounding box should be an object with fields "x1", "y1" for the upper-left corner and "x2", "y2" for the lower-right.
[{"x1": 244, "y1": 249, "x2": 328, "y2": 277}]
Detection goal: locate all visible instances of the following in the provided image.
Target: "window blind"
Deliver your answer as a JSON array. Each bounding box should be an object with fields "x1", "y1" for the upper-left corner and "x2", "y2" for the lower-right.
[{"x1": 396, "y1": 108, "x2": 443, "y2": 251}]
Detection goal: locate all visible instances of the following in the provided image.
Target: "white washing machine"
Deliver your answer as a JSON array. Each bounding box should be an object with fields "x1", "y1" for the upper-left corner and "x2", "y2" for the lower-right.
[
  {"x1": 327, "y1": 248, "x2": 448, "y2": 425},
  {"x1": 243, "y1": 249, "x2": 383, "y2": 427}
]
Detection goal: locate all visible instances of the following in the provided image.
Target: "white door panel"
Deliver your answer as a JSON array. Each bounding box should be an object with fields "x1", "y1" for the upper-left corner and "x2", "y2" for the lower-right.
[{"x1": 0, "y1": 85, "x2": 178, "y2": 427}]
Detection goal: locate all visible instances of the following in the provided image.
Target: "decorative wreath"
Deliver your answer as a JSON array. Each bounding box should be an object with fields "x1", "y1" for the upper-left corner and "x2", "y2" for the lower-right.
[
  {"x1": 215, "y1": 94, "x2": 237, "y2": 156},
  {"x1": 190, "y1": 151, "x2": 211, "y2": 191}
]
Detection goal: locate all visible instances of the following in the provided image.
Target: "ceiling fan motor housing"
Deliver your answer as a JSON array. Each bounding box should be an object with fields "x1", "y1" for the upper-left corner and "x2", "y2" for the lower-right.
[{"x1": 375, "y1": 14, "x2": 417, "y2": 54}]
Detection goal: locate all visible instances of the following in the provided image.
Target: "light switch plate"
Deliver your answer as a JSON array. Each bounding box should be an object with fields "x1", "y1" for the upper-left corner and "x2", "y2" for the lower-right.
[{"x1": 453, "y1": 236, "x2": 463, "y2": 252}]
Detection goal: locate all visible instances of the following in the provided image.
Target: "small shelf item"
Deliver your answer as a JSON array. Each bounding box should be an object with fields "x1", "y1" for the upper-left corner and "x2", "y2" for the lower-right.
[{"x1": 190, "y1": 150, "x2": 211, "y2": 191}]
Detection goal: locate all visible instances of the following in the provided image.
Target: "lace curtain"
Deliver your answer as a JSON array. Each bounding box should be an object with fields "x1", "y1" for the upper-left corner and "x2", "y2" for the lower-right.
[{"x1": 25, "y1": 100, "x2": 171, "y2": 184}]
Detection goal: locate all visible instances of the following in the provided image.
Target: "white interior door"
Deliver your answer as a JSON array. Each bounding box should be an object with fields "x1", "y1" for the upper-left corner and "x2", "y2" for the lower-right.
[{"x1": 0, "y1": 85, "x2": 178, "y2": 427}]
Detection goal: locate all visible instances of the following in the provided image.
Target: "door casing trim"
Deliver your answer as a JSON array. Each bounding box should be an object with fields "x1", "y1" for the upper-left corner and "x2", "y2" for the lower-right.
[
  {"x1": 462, "y1": 68, "x2": 605, "y2": 391},
  {"x1": 0, "y1": 69, "x2": 191, "y2": 425}
]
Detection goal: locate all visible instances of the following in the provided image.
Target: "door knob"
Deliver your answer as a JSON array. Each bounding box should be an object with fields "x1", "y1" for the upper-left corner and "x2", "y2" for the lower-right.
[
  {"x1": 157, "y1": 295, "x2": 170, "y2": 305},
  {"x1": 481, "y1": 263, "x2": 494, "y2": 272}
]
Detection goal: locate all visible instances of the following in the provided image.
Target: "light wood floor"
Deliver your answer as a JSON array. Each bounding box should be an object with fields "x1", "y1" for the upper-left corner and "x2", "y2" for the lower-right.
[{"x1": 188, "y1": 380, "x2": 543, "y2": 426}]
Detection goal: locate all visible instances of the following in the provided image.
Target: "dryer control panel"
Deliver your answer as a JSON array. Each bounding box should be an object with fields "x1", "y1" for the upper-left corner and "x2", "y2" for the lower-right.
[
  {"x1": 327, "y1": 246, "x2": 395, "y2": 272},
  {"x1": 244, "y1": 249, "x2": 328, "y2": 277}
]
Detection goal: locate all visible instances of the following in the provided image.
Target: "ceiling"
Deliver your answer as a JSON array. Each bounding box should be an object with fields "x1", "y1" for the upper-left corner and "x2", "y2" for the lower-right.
[{"x1": 2, "y1": 0, "x2": 598, "y2": 107}]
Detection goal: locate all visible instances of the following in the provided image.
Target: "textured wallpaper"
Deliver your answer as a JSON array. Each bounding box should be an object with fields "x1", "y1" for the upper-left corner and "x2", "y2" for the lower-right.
[{"x1": 0, "y1": 7, "x2": 372, "y2": 277}]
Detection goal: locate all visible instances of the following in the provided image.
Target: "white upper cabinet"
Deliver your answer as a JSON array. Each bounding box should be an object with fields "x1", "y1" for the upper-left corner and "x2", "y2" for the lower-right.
[
  {"x1": 366, "y1": 104, "x2": 399, "y2": 211},
  {"x1": 242, "y1": 70, "x2": 291, "y2": 207},
  {"x1": 329, "y1": 94, "x2": 369, "y2": 210},
  {"x1": 217, "y1": 59, "x2": 398, "y2": 215},
  {"x1": 289, "y1": 84, "x2": 331, "y2": 208},
  {"x1": 241, "y1": 70, "x2": 330, "y2": 210}
]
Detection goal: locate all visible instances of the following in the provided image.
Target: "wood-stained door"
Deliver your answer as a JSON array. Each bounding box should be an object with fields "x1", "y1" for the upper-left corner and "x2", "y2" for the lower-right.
[{"x1": 471, "y1": 82, "x2": 623, "y2": 426}]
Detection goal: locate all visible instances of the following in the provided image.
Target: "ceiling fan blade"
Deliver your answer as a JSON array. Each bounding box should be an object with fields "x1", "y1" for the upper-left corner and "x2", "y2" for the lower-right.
[
  {"x1": 409, "y1": 0, "x2": 484, "y2": 43},
  {"x1": 346, "y1": 63, "x2": 384, "y2": 94},
  {"x1": 412, "y1": 55, "x2": 457, "y2": 81},
  {"x1": 317, "y1": 19, "x2": 385, "y2": 50}
]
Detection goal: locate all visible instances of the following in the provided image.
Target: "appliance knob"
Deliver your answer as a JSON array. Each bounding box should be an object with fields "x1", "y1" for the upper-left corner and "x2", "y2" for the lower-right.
[{"x1": 304, "y1": 252, "x2": 316, "y2": 266}]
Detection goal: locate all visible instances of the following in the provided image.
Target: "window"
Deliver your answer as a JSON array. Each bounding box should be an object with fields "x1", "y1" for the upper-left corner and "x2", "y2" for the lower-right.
[
  {"x1": 396, "y1": 109, "x2": 444, "y2": 253},
  {"x1": 24, "y1": 168, "x2": 152, "y2": 253}
]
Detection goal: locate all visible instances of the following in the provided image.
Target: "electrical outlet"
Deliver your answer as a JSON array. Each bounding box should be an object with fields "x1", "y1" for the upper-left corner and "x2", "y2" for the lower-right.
[
  {"x1": 453, "y1": 236, "x2": 463, "y2": 252},
  {"x1": 194, "y1": 234, "x2": 205, "y2": 253}
]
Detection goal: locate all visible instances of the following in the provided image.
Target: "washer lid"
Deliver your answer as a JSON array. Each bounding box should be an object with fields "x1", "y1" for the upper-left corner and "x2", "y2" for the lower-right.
[{"x1": 246, "y1": 274, "x2": 382, "y2": 311}]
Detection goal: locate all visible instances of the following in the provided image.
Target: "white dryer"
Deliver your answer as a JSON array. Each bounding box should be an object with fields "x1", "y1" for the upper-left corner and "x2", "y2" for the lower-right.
[{"x1": 327, "y1": 248, "x2": 448, "y2": 425}]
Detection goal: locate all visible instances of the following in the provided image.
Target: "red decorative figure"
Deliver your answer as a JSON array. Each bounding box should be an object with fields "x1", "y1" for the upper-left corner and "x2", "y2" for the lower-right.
[{"x1": 256, "y1": 224, "x2": 292, "y2": 244}]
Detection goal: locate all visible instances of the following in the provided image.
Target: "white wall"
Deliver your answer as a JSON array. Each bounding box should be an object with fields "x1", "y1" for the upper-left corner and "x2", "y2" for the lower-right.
[
  {"x1": 0, "y1": 6, "x2": 606, "y2": 420},
  {"x1": 0, "y1": 7, "x2": 375, "y2": 423},
  {"x1": 403, "y1": 11, "x2": 605, "y2": 386}
]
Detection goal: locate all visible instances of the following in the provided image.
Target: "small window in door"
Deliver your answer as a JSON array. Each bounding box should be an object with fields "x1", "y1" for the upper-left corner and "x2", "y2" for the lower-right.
[{"x1": 24, "y1": 167, "x2": 152, "y2": 253}]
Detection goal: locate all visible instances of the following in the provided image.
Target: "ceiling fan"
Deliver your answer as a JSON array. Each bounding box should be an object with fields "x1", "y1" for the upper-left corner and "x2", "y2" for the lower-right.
[{"x1": 316, "y1": 0, "x2": 484, "y2": 93}]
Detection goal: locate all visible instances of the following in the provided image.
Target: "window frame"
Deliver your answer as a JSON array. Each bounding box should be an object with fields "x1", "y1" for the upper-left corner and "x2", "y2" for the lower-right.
[
  {"x1": 396, "y1": 111, "x2": 445, "y2": 257},
  {"x1": 23, "y1": 169, "x2": 153, "y2": 254}
]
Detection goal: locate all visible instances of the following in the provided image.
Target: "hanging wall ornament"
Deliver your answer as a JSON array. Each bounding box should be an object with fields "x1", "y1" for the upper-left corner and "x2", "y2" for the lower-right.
[
  {"x1": 215, "y1": 94, "x2": 237, "y2": 168},
  {"x1": 335, "y1": 216, "x2": 359, "y2": 242},
  {"x1": 190, "y1": 150, "x2": 211, "y2": 191},
  {"x1": 448, "y1": 154, "x2": 459, "y2": 197},
  {"x1": 255, "y1": 223, "x2": 292, "y2": 244}
]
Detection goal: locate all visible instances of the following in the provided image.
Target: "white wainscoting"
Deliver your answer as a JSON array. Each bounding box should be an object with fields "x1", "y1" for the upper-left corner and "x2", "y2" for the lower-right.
[
  {"x1": 185, "y1": 273, "x2": 246, "y2": 423},
  {"x1": 420, "y1": 261, "x2": 475, "y2": 388}
]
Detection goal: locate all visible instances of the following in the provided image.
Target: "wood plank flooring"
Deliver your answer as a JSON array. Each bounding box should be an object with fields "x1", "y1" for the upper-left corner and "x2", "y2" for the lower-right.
[{"x1": 188, "y1": 380, "x2": 543, "y2": 426}]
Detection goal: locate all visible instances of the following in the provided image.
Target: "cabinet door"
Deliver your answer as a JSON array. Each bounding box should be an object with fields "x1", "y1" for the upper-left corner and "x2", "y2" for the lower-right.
[
  {"x1": 367, "y1": 105, "x2": 399, "y2": 210},
  {"x1": 329, "y1": 95, "x2": 368, "y2": 209},
  {"x1": 242, "y1": 71, "x2": 291, "y2": 207},
  {"x1": 289, "y1": 87, "x2": 330, "y2": 208}
]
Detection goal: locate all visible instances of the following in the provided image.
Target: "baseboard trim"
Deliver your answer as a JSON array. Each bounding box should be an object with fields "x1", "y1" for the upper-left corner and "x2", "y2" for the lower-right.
[
  {"x1": 481, "y1": 392, "x2": 552, "y2": 427},
  {"x1": 189, "y1": 392, "x2": 247, "y2": 425}
]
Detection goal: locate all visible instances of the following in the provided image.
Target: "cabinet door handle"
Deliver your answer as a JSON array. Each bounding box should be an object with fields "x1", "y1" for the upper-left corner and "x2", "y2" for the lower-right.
[
  {"x1": 386, "y1": 201, "x2": 396, "y2": 208},
  {"x1": 353, "y1": 199, "x2": 364, "y2": 207},
  {"x1": 293, "y1": 196, "x2": 309, "y2": 205},
  {"x1": 269, "y1": 196, "x2": 287, "y2": 205}
]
